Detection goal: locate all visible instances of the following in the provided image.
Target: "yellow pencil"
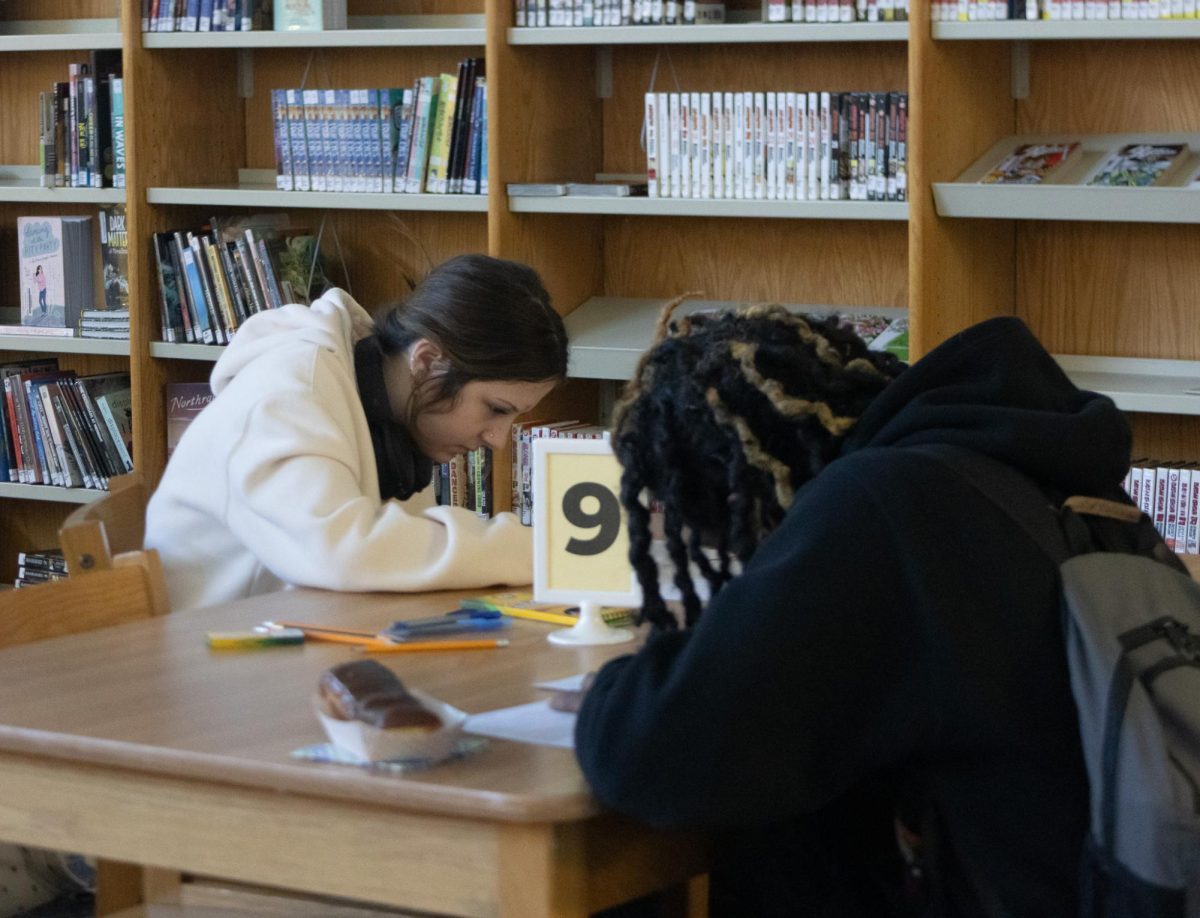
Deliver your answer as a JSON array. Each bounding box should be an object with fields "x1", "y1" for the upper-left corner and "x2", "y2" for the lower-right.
[{"x1": 356, "y1": 638, "x2": 510, "y2": 654}]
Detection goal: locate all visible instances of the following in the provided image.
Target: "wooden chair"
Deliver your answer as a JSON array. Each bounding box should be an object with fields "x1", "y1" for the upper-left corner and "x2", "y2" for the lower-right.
[{"x1": 0, "y1": 474, "x2": 174, "y2": 915}]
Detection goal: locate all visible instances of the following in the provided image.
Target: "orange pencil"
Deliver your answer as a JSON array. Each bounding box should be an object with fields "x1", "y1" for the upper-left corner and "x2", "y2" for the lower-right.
[{"x1": 356, "y1": 638, "x2": 510, "y2": 654}]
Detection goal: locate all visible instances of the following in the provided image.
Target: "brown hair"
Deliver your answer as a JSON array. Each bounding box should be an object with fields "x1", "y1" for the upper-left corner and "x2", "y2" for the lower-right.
[{"x1": 375, "y1": 254, "x2": 568, "y2": 420}]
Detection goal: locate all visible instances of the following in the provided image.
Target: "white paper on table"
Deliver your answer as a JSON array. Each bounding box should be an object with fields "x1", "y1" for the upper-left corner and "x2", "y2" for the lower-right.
[
  {"x1": 533, "y1": 673, "x2": 589, "y2": 693},
  {"x1": 463, "y1": 700, "x2": 576, "y2": 749}
]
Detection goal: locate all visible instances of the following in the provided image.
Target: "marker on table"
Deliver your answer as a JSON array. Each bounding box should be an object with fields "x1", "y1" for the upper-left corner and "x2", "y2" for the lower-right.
[{"x1": 206, "y1": 628, "x2": 305, "y2": 650}]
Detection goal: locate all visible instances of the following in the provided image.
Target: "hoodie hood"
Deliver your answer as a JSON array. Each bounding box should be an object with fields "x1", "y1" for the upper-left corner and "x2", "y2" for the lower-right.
[
  {"x1": 840, "y1": 316, "x2": 1131, "y2": 496},
  {"x1": 210, "y1": 288, "x2": 375, "y2": 396}
]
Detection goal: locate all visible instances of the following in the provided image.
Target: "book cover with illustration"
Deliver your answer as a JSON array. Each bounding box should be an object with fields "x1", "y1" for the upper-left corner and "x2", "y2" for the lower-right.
[
  {"x1": 833, "y1": 312, "x2": 910, "y2": 363},
  {"x1": 1087, "y1": 143, "x2": 1188, "y2": 188},
  {"x1": 166, "y1": 382, "x2": 215, "y2": 458},
  {"x1": 980, "y1": 142, "x2": 1080, "y2": 185},
  {"x1": 98, "y1": 205, "x2": 129, "y2": 312},
  {"x1": 17, "y1": 216, "x2": 93, "y2": 330}
]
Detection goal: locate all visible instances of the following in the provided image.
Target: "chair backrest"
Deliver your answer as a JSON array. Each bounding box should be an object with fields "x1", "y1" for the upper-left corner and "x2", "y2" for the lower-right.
[
  {"x1": 0, "y1": 473, "x2": 168, "y2": 650},
  {"x1": 0, "y1": 548, "x2": 169, "y2": 649},
  {"x1": 59, "y1": 472, "x2": 148, "y2": 573}
]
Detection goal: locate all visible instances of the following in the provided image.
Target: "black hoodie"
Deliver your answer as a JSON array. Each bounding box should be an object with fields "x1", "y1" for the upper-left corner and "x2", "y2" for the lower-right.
[{"x1": 575, "y1": 317, "x2": 1131, "y2": 917}]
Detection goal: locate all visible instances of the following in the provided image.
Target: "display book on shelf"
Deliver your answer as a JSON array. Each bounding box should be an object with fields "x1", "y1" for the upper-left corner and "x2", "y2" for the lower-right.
[
  {"x1": 977, "y1": 137, "x2": 1197, "y2": 187},
  {"x1": 269, "y1": 57, "x2": 487, "y2": 196}
]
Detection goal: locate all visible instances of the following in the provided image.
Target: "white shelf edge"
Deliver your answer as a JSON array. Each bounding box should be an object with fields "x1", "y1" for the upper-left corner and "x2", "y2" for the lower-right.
[
  {"x1": 0, "y1": 482, "x2": 105, "y2": 504},
  {"x1": 0, "y1": 19, "x2": 122, "y2": 51},
  {"x1": 147, "y1": 184, "x2": 488, "y2": 212},
  {"x1": 935, "y1": 132, "x2": 1200, "y2": 223},
  {"x1": 508, "y1": 196, "x2": 908, "y2": 220},
  {"x1": 1056, "y1": 354, "x2": 1200, "y2": 416},
  {"x1": 144, "y1": 14, "x2": 485, "y2": 48},
  {"x1": 150, "y1": 342, "x2": 226, "y2": 362},
  {"x1": 509, "y1": 21, "x2": 908, "y2": 44},
  {"x1": 0, "y1": 336, "x2": 130, "y2": 356},
  {"x1": 933, "y1": 19, "x2": 1200, "y2": 40},
  {"x1": 0, "y1": 167, "x2": 126, "y2": 204},
  {"x1": 566, "y1": 296, "x2": 907, "y2": 379}
]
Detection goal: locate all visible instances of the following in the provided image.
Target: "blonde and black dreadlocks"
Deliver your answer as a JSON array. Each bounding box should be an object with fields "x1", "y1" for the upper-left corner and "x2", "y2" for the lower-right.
[{"x1": 611, "y1": 299, "x2": 906, "y2": 630}]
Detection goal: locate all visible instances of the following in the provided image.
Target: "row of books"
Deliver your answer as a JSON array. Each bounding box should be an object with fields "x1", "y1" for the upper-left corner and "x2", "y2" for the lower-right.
[
  {"x1": 12, "y1": 550, "x2": 67, "y2": 590},
  {"x1": 931, "y1": 0, "x2": 1198, "y2": 17},
  {"x1": 766, "y1": 0, "x2": 911, "y2": 21},
  {"x1": 515, "y1": 0, "x2": 726, "y2": 26},
  {"x1": 1123, "y1": 462, "x2": 1200, "y2": 556},
  {"x1": 981, "y1": 141, "x2": 1200, "y2": 187},
  {"x1": 141, "y1": 0, "x2": 273, "y2": 31},
  {"x1": 154, "y1": 214, "x2": 327, "y2": 345},
  {"x1": 644, "y1": 90, "x2": 908, "y2": 203},
  {"x1": 270, "y1": 61, "x2": 488, "y2": 196},
  {"x1": 511, "y1": 421, "x2": 610, "y2": 527},
  {"x1": 1, "y1": 359, "x2": 133, "y2": 491},
  {"x1": 434, "y1": 448, "x2": 494, "y2": 518},
  {"x1": 37, "y1": 51, "x2": 124, "y2": 190}
]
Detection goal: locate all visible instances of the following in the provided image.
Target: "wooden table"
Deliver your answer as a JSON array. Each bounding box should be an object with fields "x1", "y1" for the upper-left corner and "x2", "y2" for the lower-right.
[{"x1": 0, "y1": 588, "x2": 707, "y2": 917}]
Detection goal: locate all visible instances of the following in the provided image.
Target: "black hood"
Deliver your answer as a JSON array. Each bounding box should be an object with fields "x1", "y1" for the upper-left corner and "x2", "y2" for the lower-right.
[{"x1": 840, "y1": 316, "x2": 1131, "y2": 496}]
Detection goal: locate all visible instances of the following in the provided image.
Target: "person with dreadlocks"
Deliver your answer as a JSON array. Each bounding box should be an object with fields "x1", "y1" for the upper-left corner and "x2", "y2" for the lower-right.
[{"x1": 576, "y1": 302, "x2": 1131, "y2": 916}]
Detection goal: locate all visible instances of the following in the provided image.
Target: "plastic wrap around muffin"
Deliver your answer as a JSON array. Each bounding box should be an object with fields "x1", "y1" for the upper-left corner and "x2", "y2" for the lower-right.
[{"x1": 314, "y1": 659, "x2": 467, "y2": 762}]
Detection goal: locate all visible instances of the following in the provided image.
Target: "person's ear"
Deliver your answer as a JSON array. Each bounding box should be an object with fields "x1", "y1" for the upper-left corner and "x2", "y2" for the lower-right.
[{"x1": 407, "y1": 339, "x2": 447, "y2": 380}]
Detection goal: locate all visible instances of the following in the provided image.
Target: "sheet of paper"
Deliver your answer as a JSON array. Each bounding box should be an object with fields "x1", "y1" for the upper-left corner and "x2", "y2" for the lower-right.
[
  {"x1": 463, "y1": 700, "x2": 576, "y2": 749},
  {"x1": 533, "y1": 672, "x2": 589, "y2": 692}
]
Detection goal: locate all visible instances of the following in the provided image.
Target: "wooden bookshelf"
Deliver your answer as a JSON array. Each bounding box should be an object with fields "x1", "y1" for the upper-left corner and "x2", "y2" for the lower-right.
[{"x1": 1, "y1": 0, "x2": 1196, "y2": 579}]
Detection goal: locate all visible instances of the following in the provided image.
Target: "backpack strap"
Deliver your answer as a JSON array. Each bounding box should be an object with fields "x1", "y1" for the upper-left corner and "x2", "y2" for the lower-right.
[{"x1": 908, "y1": 444, "x2": 1071, "y2": 566}]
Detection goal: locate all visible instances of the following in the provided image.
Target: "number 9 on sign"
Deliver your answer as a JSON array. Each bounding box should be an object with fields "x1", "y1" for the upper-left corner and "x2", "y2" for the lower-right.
[{"x1": 532, "y1": 437, "x2": 640, "y2": 610}]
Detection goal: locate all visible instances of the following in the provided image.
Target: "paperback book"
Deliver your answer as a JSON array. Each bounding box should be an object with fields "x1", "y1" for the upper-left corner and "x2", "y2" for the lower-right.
[
  {"x1": 166, "y1": 382, "x2": 216, "y2": 458},
  {"x1": 1086, "y1": 143, "x2": 1188, "y2": 188},
  {"x1": 980, "y1": 142, "x2": 1080, "y2": 185},
  {"x1": 16, "y1": 216, "x2": 93, "y2": 331}
]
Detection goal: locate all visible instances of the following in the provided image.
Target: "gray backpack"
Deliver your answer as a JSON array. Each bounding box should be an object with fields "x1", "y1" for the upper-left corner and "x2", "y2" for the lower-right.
[{"x1": 921, "y1": 445, "x2": 1200, "y2": 917}]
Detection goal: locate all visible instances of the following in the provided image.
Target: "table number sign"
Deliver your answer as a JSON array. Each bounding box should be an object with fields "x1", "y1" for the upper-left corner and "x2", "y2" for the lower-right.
[{"x1": 532, "y1": 437, "x2": 637, "y2": 645}]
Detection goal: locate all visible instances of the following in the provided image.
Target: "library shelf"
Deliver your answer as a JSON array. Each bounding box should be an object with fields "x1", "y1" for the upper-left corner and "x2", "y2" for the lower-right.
[
  {"x1": 508, "y1": 197, "x2": 908, "y2": 220},
  {"x1": 0, "y1": 167, "x2": 126, "y2": 205},
  {"x1": 564, "y1": 296, "x2": 907, "y2": 379},
  {"x1": 1055, "y1": 355, "x2": 1200, "y2": 416},
  {"x1": 143, "y1": 15, "x2": 486, "y2": 48},
  {"x1": 933, "y1": 19, "x2": 1200, "y2": 40},
  {"x1": 0, "y1": 18, "x2": 122, "y2": 52},
  {"x1": 933, "y1": 133, "x2": 1200, "y2": 223},
  {"x1": 509, "y1": 21, "x2": 908, "y2": 44},
  {"x1": 0, "y1": 483, "x2": 105, "y2": 505},
  {"x1": 148, "y1": 171, "x2": 489, "y2": 212},
  {"x1": 0, "y1": 336, "x2": 130, "y2": 357}
]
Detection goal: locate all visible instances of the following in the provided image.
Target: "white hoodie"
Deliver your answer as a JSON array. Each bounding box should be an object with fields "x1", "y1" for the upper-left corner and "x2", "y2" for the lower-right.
[{"x1": 144, "y1": 289, "x2": 533, "y2": 612}]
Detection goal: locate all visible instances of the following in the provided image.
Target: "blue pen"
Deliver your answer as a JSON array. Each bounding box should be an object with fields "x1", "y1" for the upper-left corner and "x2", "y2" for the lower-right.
[{"x1": 383, "y1": 610, "x2": 507, "y2": 641}]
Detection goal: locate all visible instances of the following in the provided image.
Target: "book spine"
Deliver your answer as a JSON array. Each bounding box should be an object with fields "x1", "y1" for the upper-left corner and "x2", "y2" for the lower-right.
[
  {"x1": 176, "y1": 233, "x2": 214, "y2": 344},
  {"x1": 96, "y1": 395, "x2": 134, "y2": 473}
]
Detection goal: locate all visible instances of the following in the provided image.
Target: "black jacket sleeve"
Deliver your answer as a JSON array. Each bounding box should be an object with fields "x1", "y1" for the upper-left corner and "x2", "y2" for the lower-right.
[{"x1": 574, "y1": 457, "x2": 946, "y2": 830}]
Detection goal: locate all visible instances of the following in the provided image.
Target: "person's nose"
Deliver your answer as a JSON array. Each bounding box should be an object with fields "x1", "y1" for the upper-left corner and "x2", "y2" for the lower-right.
[{"x1": 481, "y1": 418, "x2": 512, "y2": 450}]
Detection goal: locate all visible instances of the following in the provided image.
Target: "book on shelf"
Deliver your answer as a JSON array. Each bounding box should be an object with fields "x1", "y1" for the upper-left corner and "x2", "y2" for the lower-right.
[
  {"x1": 507, "y1": 183, "x2": 568, "y2": 196},
  {"x1": 980, "y1": 142, "x2": 1081, "y2": 185},
  {"x1": 433, "y1": 447, "x2": 493, "y2": 518},
  {"x1": 17, "y1": 216, "x2": 93, "y2": 333},
  {"x1": 146, "y1": 0, "x2": 278, "y2": 30},
  {"x1": 565, "y1": 181, "x2": 650, "y2": 197},
  {"x1": 13, "y1": 549, "x2": 68, "y2": 588},
  {"x1": 1086, "y1": 143, "x2": 1189, "y2": 188},
  {"x1": 0, "y1": 324, "x2": 76, "y2": 338},
  {"x1": 830, "y1": 311, "x2": 909, "y2": 363},
  {"x1": 98, "y1": 205, "x2": 130, "y2": 314},
  {"x1": 166, "y1": 382, "x2": 216, "y2": 458},
  {"x1": 274, "y1": 0, "x2": 347, "y2": 30}
]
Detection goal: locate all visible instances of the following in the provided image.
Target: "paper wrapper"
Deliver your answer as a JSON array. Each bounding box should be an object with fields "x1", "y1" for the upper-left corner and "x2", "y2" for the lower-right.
[{"x1": 314, "y1": 689, "x2": 467, "y2": 763}]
